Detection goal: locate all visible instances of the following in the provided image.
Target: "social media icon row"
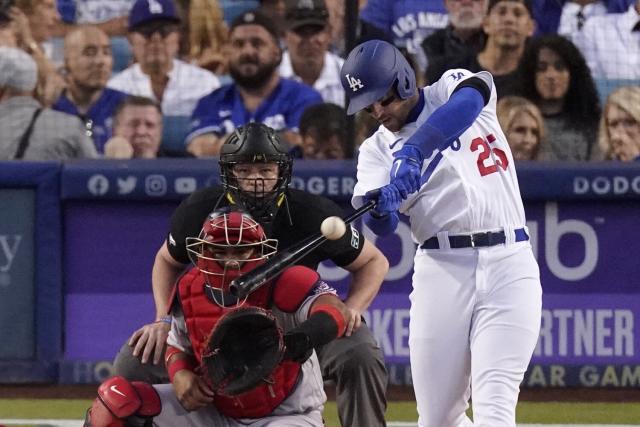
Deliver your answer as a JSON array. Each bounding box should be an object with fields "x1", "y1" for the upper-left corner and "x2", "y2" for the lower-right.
[{"x1": 87, "y1": 174, "x2": 198, "y2": 196}]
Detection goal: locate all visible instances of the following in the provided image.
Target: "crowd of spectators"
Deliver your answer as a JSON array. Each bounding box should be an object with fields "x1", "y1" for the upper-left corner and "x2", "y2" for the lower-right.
[{"x1": 0, "y1": 0, "x2": 638, "y2": 162}]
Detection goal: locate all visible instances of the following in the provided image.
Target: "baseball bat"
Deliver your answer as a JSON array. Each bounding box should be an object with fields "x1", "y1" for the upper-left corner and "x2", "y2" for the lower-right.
[{"x1": 229, "y1": 195, "x2": 378, "y2": 299}]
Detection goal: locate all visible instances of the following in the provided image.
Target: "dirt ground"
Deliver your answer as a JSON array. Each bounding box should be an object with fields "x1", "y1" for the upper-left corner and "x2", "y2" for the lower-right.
[{"x1": 1, "y1": 384, "x2": 639, "y2": 402}]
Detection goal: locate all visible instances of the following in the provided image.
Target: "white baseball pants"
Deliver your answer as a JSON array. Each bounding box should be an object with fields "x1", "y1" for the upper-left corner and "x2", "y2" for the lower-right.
[{"x1": 409, "y1": 241, "x2": 542, "y2": 427}]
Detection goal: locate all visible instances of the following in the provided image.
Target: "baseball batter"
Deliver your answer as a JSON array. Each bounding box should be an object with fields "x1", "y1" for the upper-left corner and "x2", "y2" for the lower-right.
[
  {"x1": 341, "y1": 40, "x2": 542, "y2": 426},
  {"x1": 84, "y1": 210, "x2": 350, "y2": 427}
]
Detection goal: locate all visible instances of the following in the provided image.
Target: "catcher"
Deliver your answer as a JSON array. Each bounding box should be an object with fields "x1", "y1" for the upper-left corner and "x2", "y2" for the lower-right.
[{"x1": 84, "y1": 209, "x2": 349, "y2": 426}]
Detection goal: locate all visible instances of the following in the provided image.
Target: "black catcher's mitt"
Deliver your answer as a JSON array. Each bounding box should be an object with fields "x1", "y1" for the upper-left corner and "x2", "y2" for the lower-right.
[{"x1": 201, "y1": 306, "x2": 285, "y2": 396}]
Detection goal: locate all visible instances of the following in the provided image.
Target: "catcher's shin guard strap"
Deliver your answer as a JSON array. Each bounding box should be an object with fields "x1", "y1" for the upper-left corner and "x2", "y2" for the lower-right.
[{"x1": 131, "y1": 382, "x2": 161, "y2": 418}]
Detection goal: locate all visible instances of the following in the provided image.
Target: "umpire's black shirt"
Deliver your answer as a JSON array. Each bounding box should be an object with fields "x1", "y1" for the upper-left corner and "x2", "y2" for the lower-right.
[{"x1": 167, "y1": 186, "x2": 364, "y2": 270}]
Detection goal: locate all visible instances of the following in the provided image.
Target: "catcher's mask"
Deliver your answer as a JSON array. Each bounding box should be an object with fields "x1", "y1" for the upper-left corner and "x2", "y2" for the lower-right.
[
  {"x1": 186, "y1": 210, "x2": 278, "y2": 307},
  {"x1": 219, "y1": 123, "x2": 293, "y2": 223}
]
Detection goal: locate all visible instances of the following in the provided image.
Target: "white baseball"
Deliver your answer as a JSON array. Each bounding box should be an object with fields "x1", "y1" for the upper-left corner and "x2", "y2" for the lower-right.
[{"x1": 320, "y1": 216, "x2": 347, "y2": 240}]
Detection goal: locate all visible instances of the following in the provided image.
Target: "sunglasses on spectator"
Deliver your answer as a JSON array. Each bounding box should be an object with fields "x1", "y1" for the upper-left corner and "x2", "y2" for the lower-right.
[
  {"x1": 292, "y1": 24, "x2": 325, "y2": 37},
  {"x1": 133, "y1": 21, "x2": 179, "y2": 39},
  {"x1": 364, "y1": 91, "x2": 398, "y2": 113}
]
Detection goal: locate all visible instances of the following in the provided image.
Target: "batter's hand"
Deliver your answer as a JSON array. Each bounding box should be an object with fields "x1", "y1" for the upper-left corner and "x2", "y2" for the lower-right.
[
  {"x1": 173, "y1": 369, "x2": 214, "y2": 411},
  {"x1": 391, "y1": 144, "x2": 423, "y2": 198},
  {"x1": 128, "y1": 321, "x2": 170, "y2": 365},
  {"x1": 365, "y1": 184, "x2": 402, "y2": 218}
]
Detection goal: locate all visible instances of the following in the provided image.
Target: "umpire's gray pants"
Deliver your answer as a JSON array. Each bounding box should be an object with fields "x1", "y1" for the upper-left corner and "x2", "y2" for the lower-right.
[
  {"x1": 317, "y1": 324, "x2": 388, "y2": 427},
  {"x1": 114, "y1": 323, "x2": 388, "y2": 426}
]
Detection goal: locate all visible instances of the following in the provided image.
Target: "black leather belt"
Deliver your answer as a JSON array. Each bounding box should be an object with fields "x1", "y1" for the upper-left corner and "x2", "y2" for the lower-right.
[{"x1": 420, "y1": 228, "x2": 529, "y2": 250}]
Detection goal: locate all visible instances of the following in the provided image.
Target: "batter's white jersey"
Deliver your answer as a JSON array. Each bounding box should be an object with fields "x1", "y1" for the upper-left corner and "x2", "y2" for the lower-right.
[{"x1": 352, "y1": 69, "x2": 526, "y2": 244}]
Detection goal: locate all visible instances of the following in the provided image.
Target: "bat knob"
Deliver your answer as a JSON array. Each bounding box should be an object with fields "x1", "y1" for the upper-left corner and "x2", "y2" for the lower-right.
[{"x1": 229, "y1": 279, "x2": 243, "y2": 297}]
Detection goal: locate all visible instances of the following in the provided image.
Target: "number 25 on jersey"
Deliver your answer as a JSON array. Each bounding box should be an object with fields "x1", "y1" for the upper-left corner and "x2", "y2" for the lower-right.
[{"x1": 471, "y1": 133, "x2": 509, "y2": 177}]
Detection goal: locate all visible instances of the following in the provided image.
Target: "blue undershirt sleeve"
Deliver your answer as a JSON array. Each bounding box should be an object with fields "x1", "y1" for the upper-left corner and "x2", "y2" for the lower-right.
[{"x1": 406, "y1": 86, "x2": 486, "y2": 160}]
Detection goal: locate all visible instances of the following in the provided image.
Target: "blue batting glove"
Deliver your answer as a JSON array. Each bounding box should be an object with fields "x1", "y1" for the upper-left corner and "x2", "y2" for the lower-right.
[
  {"x1": 365, "y1": 184, "x2": 402, "y2": 218},
  {"x1": 391, "y1": 144, "x2": 423, "y2": 198}
]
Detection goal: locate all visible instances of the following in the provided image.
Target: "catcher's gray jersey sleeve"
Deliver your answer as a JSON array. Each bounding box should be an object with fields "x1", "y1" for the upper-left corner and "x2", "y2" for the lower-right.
[{"x1": 167, "y1": 307, "x2": 193, "y2": 354}]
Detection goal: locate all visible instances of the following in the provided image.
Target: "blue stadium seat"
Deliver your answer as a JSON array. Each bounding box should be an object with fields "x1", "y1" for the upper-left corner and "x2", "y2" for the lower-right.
[
  {"x1": 220, "y1": 0, "x2": 259, "y2": 24},
  {"x1": 111, "y1": 36, "x2": 132, "y2": 73},
  {"x1": 161, "y1": 115, "x2": 191, "y2": 154},
  {"x1": 595, "y1": 79, "x2": 640, "y2": 105}
]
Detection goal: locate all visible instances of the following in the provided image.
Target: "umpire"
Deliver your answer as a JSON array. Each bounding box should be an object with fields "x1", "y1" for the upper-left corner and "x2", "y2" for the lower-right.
[{"x1": 113, "y1": 123, "x2": 389, "y2": 426}]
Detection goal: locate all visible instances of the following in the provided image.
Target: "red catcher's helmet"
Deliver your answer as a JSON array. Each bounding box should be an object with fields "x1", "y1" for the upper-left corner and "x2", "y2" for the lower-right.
[{"x1": 185, "y1": 210, "x2": 277, "y2": 307}]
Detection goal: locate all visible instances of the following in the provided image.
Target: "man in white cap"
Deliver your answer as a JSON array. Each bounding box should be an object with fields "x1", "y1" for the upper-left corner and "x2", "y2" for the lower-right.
[{"x1": 0, "y1": 46, "x2": 97, "y2": 160}]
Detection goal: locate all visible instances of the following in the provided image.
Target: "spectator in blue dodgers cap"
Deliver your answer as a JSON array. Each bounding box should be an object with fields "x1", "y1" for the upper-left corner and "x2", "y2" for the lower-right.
[
  {"x1": 107, "y1": 0, "x2": 220, "y2": 116},
  {"x1": 128, "y1": 0, "x2": 181, "y2": 30},
  {"x1": 184, "y1": 9, "x2": 323, "y2": 157},
  {"x1": 0, "y1": 46, "x2": 97, "y2": 160}
]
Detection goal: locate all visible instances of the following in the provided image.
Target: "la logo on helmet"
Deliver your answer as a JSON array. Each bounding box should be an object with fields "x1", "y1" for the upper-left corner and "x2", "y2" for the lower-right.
[{"x1": 345, "y1": 74, "x2": 363, "y2": 92}]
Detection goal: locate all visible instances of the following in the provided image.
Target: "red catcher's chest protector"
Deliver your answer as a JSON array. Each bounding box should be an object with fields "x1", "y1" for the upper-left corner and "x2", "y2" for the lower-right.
[{"x1": 177, "y1": 268, "x2": 301, "y2": 418}]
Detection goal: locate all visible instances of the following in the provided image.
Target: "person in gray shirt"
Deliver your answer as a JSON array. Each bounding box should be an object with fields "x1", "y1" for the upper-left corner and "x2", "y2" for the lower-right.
[{"x1": 0, "y1": 46, "x2": 97, "y2": 161}]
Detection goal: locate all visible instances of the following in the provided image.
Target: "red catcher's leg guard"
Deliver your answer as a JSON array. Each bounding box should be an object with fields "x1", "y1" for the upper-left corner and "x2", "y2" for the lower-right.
[
  {"x1": 84, "y1": 376, "x2": 161, "y2": 427},
  {"x1": 97, "y1": 376, "x2": 142, "y2": 418},
  {"x1": 131, "y1": 382, "x2": 161, "y2": 417}
]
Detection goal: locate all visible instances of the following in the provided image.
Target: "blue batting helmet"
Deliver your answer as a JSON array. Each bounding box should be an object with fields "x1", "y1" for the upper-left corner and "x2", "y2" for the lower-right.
[{"x1": 340, "y1": 40, "x2": 417, "y2": 115}]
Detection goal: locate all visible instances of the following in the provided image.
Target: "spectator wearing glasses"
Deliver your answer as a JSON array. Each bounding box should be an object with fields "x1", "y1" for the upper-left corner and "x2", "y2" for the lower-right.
[
  {"x1": 279, "y1": 0, "x2": 344, "y2": 106},
  {"x1": 597, "y1": 86, "x2": 640, "y2": 161},
  {"x1": 52, "y1": 26, "x2": 127, "y2": 154},
  {"x1": 107, "y1": 0, "x2": 220, "y2": 116}
]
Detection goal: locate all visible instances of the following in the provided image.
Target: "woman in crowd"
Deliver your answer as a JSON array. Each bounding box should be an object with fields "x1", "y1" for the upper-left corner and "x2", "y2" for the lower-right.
[
  {"x1": 184, "y1": 0, "x2": 228, "y2": 75},
  {"x1": 497, "y1": 96, "x2": 546, "y2": 161},
  {"x1": 3, "y1": 0, "x2": 65, "y2": 106},
  {"x1": 598, "y1": 86, "x2": 640, "y2": 162},
  {"x1": 518, "y1": 35, "x2": 600, "y2": 161}
]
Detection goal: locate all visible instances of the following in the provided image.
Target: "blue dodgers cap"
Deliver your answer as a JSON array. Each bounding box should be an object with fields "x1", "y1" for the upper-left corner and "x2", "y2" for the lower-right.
[
  {"x1": 128, "y1": 0, "x2": 180, "y2": 31},
  {"x1": 340, "y1": 40, "x2": 417, "y2": 115}
]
